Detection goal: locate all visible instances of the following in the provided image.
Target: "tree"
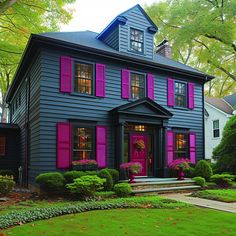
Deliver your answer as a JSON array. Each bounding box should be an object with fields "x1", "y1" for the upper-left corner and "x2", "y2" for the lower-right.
[
  {"x1": 145, "y1": 0, "x2": 236, "y2": 97},
  {"x1": 213, "y1": 115, "x2": 236, "y2": 174},
  {"x1": 0, "y1": 0, "x2": 75, "y2": 121}
]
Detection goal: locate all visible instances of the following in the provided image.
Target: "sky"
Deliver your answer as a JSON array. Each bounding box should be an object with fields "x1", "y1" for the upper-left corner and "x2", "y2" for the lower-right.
[{"x1": 60, "y1": 0, "x2": 159, "y2": 33}]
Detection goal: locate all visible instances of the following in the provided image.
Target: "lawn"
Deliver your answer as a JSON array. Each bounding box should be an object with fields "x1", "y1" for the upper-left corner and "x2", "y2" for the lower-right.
[
  {"x1": 192, "y1": 189, "x2": 236, "y2": 202},
  {"x1": 4, "y1": 207, "x2": 236, "y2": 236}
]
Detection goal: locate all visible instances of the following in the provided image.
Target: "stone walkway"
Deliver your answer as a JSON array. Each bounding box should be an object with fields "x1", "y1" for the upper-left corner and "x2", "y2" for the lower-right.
[{"x1": 163, "y1": 193, "x2": 236, "y2": 213}]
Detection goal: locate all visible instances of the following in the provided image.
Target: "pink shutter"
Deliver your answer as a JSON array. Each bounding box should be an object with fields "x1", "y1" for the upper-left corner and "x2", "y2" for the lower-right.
[
  {"x1": 96, "y1": 63, "x2": 106, "y2": 97},
  {"x1": 96, "y1": 126, "x2": 107, "y2": 168},
  {"x1": 189, "y1": 132, "x2": 196, "y2": 164},
  {"x1": 57, "y1": 122, "x2": 72, "y2": 169},
  {"x1": 60, "y1": 56, "x2": 72, "y2": 93},
  {"x1": 167, "y1": 78, "x2": 174, "y2": 106},
  {"x1": 188, "y1": 82, "x2": 195, "y2": 109},
  {"x1": 147, "y1": 73, "x2": 154, "y2": 100},
  {"x1": 167, "y1": 130, "x2": 174, "y2": 165},
  {"x1": 121, "y1": 69, "x2": 130, "y2": 99}
]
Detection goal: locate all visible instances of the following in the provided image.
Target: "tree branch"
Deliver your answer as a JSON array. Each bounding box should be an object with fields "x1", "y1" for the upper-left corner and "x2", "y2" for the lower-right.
[
  {"x1": 0, "y1": 48, "x2": 21, "y2": 54},
  {"x1": 0, "y1": 0, "x2": 18, "y2": 14}
]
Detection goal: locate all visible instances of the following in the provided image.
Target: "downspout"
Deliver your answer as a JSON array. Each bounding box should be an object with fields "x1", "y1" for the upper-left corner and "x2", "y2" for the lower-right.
[{"x1": 202, "y1": 77, "x2": 207, "y2": 160}]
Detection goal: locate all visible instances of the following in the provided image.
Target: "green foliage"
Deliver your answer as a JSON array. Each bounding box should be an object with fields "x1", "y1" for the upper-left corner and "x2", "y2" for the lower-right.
[
  {"x1": 35, "y1": 172, "x2": 65, "y2": 194},
  {"x1": 63, "y1": 171, "x2": 86, "y2": 184},
  {"x1": 113, "y1": 183, "x2": 131, "y2": 197},
  {"x1": 184, "y1": 167, "x2": 195, "y2": 178},
  {"x1": 145, "y1": 1, "x2": 236, "y2": 97},
  {"x1": 211, "y1": 174, "x2": 235, "y2": 188},
  {"x1": 193, "y1": 177, "x2": 206, "y2": 187},
  {"x1": 95, "y1": 191, "x2": 115, "y2": 199},
  {"x1": 0, "y1": 169, "x2": 15, "y2": 178},
  {"x1": 106, "y1": 168, "x2": 119, "y2": 184},
  {"x1": 0, "y1": 175, "x2": 15, "y2": 195},
  {"x1": 98, "y1": 169, "x2": 113, "y2": 191},
  {"x1": 66, "y1": 175, "x2": 105, "y2": 199},
  {"x1": 213, "y1": 115, "x2": 236, "y2": 174},
  {"x1": 0, "y1": 196, "x2": 189, "y2": 229},
  {"x1": 194, "y1": 160, "x2": 213, "y2": 181}
]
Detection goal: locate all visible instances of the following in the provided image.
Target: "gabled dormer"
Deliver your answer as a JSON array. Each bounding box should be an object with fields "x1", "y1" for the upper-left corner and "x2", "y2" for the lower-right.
[{"x1": 97, "y1": 4, "x2": 158, "y2": 59}]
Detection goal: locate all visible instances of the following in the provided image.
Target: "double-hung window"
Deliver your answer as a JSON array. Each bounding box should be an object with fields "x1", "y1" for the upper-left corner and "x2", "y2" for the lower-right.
[
  {"x1": 74, "y1": 62, "x2": 93, "y2": 95},
  {"x1": 73, "y1": 127, "x2": 94, "y2": 161},
  {"x1": 175, "y1": 82, "x2": 187, "y2": 108},
  {"x1": 213, "y1": 120, "x2": 220, "y2": 138},
  {"x1": 130, "y1": 28, "x2": 144, "y2": 53},
  {"x1": 131, "y1": 72, "x2": 145, "y2": 99},
  {"x1": 174, "y1": 132, "x2": 188, "y2": 159}
]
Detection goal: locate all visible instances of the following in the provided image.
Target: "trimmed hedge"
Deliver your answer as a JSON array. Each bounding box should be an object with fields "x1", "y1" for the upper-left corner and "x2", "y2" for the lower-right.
[
  {"x1": 98, "y1": 169, "x2": 113, "y2": 191},
  {"x1": 106, "y1": 169, "x2": 119, "y2": 184},
  {"x1": 0, "y1": 175, "x2": 15, "y2": 195},
  {"x1": 193, "y1": 177, "x2": 206, "y2": 187},
  {"x1": 0, "y1": 196, "x2": 188, "y2": 229},
  {"x1": 114, "y1": 183, "x2": 131, "y2": 197},
  {"x1": 194, "y1": 160, "x2": 213, "y2": 181}
]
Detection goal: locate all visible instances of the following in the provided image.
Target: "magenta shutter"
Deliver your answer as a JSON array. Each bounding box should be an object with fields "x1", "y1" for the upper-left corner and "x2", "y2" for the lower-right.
[
  {"x1": 167, "y1": 78, "x2": 174, "y2": 106},
  {"x1": 96, "y1": 63, "x2": 106, "y2": 97},
  {"x1": 96, "y1": 126, "x2": 107, "y2": 168},
  {"x1": 57, "y1": 122, "x2": 72, "y2": 169},
  {"x1": 60, "y1": 56, "x2": 72, "y2": 93},
  {"x1": 147, "y1": 74, "x2": 154, "y2": 100},
  {"x1": 121, "y1": 69, "x2": 130, "y2": 99},
  {"x1": 167, "y1": 130, "x2": 174, "y2": 165},
  {"x1": 189, "y1": 132, "x2": 196, "y2": 164},
  {"x1": 188, "y1": 82, "x2": 195, "y2": 109}
]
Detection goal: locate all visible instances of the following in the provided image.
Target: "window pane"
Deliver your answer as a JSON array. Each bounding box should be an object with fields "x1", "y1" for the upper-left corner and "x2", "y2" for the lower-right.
[
  {"x1": 175, "y1": 82, "x2": 186, "y2": 107},
  {"x1": 131, "y1": 73, "x2": 145, "y2": 99},
  {"x1": 174, "y1": 133, "x2": 188, "y2": 159},
  {"x1": 130, "y1": 28, "x2": 144, "y2": 53},
  {"x1": 74, "y1": 63, "x2": 93, "y2": 94},
  {"x1": 213, "y1": 120, "x2": 219, "y2": 129}
]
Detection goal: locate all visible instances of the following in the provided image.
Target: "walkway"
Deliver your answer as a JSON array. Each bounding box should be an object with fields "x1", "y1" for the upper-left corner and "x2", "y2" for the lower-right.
[{"x1": 163, "y1": 193, "x2": 236, "y2": 213}]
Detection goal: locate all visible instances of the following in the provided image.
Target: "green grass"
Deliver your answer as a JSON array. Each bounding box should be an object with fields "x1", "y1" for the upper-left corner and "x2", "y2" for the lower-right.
[
  {"x1": 4, "y1": 207, "x2": 236, "y2": 236},
  {"x1": 192, "y1": 189, "x2": 236, "y2": 202}
]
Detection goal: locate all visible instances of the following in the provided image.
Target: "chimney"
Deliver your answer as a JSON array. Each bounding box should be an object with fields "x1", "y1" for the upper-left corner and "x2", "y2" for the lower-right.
[{"x1": 156, "y1": 40, "x2": 172, "y2": 58}]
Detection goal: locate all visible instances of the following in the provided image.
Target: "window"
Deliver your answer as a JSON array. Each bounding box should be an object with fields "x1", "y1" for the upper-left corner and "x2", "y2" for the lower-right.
[
  {"x1": 73, "y1": 127, "x2": 94, "y2": 161},
  {"x1": 0, "y1": 135, "x2": 6, "y2": 156},
  {"x1": 174, "y1": 132, "x2": 188, "y2": 159},
  {"x1": 213, "y1": 120, "x2": 220, "y2": 138},
  {"x1": 130, "y1": 28, "x2": 144, "y2": 53},
  {"x1": 131, "y1": 72, "x2": 145, "y2": 99},
  {"x1": 74, "y1": 62, "x2": 93, "y2": 95},
  {"x1": 175, "y1": 82, "x2": 187, "y2": 107}
]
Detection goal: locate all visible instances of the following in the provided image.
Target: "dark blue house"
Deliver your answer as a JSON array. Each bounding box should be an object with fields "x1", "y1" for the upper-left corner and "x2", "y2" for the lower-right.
[{"x1": 6, "y1": 5, "x2": 213, "y2": 185}]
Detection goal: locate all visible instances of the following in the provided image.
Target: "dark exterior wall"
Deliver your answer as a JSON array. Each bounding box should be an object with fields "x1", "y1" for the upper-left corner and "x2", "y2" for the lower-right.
[
  {"x1": 119, "y1": 7, "x2": 154, "y2": 59},
  {"x1": 103, "y1": 26, "x2": 119, "y2": 50}
]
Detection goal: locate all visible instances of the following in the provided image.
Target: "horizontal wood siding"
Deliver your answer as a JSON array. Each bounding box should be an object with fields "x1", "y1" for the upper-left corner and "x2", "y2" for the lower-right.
[
  {"x1": 119, "y1": 7, "x2": 154, "y2": 59},
  {"x1": 103, "y1": 26, "x2": 119, "y2": 50}
]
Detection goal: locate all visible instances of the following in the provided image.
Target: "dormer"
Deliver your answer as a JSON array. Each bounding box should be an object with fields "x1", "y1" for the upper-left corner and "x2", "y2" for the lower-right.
[{"x1": 97, "y1": 4, "x2": 158, "y2": 60}]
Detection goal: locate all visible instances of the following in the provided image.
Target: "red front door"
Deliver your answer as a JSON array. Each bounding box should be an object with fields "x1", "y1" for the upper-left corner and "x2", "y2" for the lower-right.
[{"x1": 130, "y1": 133, "x2": 148, "y2": 176}]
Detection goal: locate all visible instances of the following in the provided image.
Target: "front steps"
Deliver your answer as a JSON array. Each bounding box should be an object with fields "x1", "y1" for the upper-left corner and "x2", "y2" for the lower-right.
[{"x1": 131, "y1": 178, "x2": 201, "y2": 195}]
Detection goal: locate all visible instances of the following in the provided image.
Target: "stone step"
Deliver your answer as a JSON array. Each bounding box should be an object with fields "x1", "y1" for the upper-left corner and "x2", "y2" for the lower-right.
[{"x1": 132, "y1": 185, "x2": 201, "y2": 195}]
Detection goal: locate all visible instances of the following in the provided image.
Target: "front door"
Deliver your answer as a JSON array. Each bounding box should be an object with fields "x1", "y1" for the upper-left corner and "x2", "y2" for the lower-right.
[{"x1": 130, "y1": 133, "x2": 148, "y2": 176}]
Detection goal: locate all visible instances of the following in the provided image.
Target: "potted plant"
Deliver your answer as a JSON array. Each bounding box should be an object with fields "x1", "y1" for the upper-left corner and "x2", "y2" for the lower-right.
[
  {"x1": 169, "y1": 158, "x2": 190, "y2": 180},
  {"x1": 120, "y1": 162, "x2": 142, "y2": 183},
  {"x1": 72, "y1": 160, "x2": 98, "y2": 171}
]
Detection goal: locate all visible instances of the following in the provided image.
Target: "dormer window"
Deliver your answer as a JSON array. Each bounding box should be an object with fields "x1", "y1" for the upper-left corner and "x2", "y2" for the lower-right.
[{"x1": 130, "y1": 28, "x2": 144, "y2": 53}]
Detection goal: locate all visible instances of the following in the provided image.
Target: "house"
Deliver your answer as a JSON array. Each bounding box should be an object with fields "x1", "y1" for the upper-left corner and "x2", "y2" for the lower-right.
[
  {"x1": 205, "y1": 94, "x2": 235, "y2": 161},
  {"x1": 5, "y1": 4, "x2": 214, "y2": 186}
]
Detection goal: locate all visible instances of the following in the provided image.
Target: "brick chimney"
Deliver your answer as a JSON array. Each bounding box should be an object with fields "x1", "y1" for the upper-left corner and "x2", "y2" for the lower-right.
[{"x1": 156, "y1": 40, "x2": 172, "y2": 58}]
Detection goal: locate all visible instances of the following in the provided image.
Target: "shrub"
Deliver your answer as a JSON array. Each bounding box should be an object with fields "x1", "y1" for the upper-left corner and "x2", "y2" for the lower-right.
[
  {"x1": 63, "y1": 171, "x2": 86, "y2": 184},
  {"x1": 194, "y1": 160, "x2": 213, "y2": 181},
  {"x1": 98, "y1": 169, "x2": 113, "y2": 191},
  {"x1": 66, "y1": 175, "x2": 105, "y2": 198},
  {"x1": 113, "y1": 183, "x2": 131, "y2": 197},
  {"x1": 0, "y1": 175, "x2": 15, "y2": 195},
  {"x1": 211, "y1": 174, "x2": 235, "y2": 188},
  {"x1": 184, "y1": 167, "x2": 195, "y2": 178},
  {"x1": 193, "y1": 176, "x2": 206, "y2": 187},
  {"x1": 83, "y1": 171, "x2": 99, "y2": 176},
  {"x1": 35, "y1": 172, "x2": 65, "y2": 194},
  {"x1": 0, "y1": 169, "x2": 15, "y2": 177},
  {"x1": 106, "y1": 168, "x2": 119, "y2": 184}
]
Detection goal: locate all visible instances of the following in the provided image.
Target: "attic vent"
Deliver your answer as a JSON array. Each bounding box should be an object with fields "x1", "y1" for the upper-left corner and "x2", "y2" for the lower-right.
[{"x1": 156, "y1": 40, "x2": 172, "y2": 58}]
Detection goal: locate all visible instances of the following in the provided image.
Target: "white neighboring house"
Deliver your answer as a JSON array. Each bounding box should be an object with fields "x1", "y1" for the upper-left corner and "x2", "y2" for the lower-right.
[{"x1": 205, "y1": 94, "x2": 236, "y2": 162}]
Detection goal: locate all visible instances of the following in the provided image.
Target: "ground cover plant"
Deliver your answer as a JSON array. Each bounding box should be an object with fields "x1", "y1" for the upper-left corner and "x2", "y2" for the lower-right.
[{"x1": 192, "y1": 189, "x2": 236, "y2": 203}]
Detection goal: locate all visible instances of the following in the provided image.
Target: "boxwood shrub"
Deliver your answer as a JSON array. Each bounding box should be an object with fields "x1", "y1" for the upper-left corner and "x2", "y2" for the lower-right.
[
  {"x1": 114, "y1": 183, "x2": 131, "y2": 197},
  {"x1": 106, "y1": 169, "x2": 119, "y2": 184},
  {"x1": 194, "y1": 160, "x2": 213, "y2": 181},
  {"x1": 0, "y1": 175, "x2": 15, "y2": 195},
  {"x1": 98, "y1": 169, "x2": 113, "y2": 191},
  {"x1": 193, "y1": 176, "x2": 206, "y2": 187}
]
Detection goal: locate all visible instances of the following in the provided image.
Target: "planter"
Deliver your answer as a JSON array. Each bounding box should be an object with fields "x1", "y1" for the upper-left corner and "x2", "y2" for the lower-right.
[
  {"x1": 72, "y1": 164, "x2": 98, "y2": 171},
  {"x1": 128, "y1": 172, "x2": 136, "y2": 183},
  {"x1": 177, "y1": 169, "x2": 185, "y2": 180}
]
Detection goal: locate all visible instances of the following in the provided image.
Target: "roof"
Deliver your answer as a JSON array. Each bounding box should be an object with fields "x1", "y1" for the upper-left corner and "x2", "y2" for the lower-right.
[
  {"x1": 205, "y1": 97, "x2": 233, "y2": 115},
  {"x1": 39, "y1": 30, "x2": 209, "y2": 77},
  {"x1": 224, "y1": 93, "x2": 236, "y2": 108}
]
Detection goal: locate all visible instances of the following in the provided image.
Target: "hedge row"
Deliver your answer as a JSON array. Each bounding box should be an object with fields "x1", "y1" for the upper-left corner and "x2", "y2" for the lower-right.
[{"x1": 0, "y1": 196, "x2": 188, "y2": 229}]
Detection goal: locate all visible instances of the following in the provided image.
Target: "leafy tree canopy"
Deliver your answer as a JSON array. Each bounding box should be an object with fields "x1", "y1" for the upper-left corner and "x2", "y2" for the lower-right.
[{"x1": 145, "y1": 0, "x2": 236, "y2": 97}]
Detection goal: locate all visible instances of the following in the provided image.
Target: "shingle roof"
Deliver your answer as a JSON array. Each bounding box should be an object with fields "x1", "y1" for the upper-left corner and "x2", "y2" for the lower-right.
[
  {"x1": 224, "y1": 93, "x2": 236, "y2": 108},
  {"x1": 205, "y1": 97, "x2": 233, "y2": 115},
  {"x1": 40, "y1": 30, "x2": 208, "y2": 77}
]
